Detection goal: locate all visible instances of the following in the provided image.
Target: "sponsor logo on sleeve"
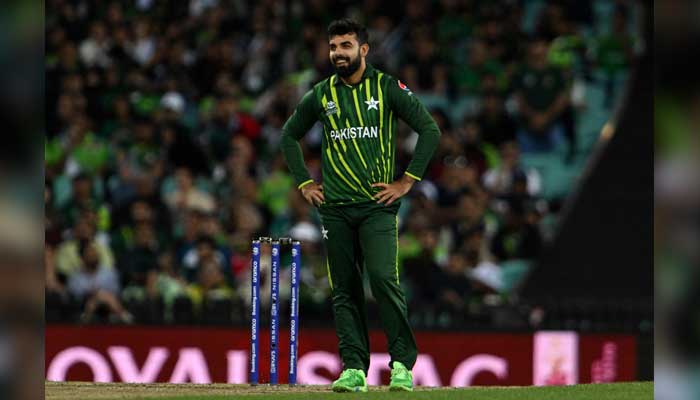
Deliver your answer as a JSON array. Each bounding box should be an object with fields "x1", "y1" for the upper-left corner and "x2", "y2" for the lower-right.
[{"x1": 398, "y1": 80, "x2": 413, "y2": 96}]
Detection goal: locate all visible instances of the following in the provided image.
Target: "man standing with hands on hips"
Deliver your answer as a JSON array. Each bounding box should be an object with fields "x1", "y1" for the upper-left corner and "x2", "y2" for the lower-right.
[{"x1": 280, "y1": 18, "x2": 441, "y2": 392}]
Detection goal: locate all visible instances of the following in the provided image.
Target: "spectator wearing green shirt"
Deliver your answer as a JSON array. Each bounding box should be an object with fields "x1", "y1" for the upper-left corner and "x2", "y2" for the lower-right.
[
  {"x1": 45, "y1": 115, "x2": 112, "y2": 177},
  {"x1": 546, "y1": 16, "x2": 584, "y2": 161},
  {"x1": 476, "y1": 91, "x2": 517, "y2": 147},
  {"x1": 113, "y1": 117, "x2": 165, "y2": 206},
  {"x1": 592, "y1": 6, "x2": 635, "y2": 108},
  {"x1": 512, "y1": 37, "x2": 569, "y2": 153},
  {"x1": 451, "y1": 39, "x2": 505, "y2": 95},
  {"x1": 59, "y1": 173, "x2": 107, "y2": 229}
]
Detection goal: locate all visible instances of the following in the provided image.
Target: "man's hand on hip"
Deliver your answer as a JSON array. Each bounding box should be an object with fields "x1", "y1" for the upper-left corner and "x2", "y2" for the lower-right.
[
  {"x1": 300, "y1": 181, "x2": 325, "y2": 207},
  {"x1": 371, "y1": 174, "x2": 417, "y2": 206}
]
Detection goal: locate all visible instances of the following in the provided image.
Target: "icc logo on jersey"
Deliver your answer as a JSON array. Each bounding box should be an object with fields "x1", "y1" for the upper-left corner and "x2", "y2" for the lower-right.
[{"x1": 325, "y1": 101, "x2": 339, "y2": 116}]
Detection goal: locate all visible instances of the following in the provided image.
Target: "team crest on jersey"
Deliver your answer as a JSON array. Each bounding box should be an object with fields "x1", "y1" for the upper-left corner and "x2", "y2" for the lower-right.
[
  {"x1": 325, "y1": 101, "x2": 339, "y2": 116},
  {"x1": 398, "y1": 80, "x2": 413, "y2": 96}
]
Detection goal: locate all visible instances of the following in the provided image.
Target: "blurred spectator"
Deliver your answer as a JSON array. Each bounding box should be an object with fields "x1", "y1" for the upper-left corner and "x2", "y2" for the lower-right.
[
  {"x1": 67, "y1": 242, "x2": 133, "y2": 324},
  {"x1": 402, "y1": 227, "x2": 443, "y2": 309},
  {"x1": 173, "y1": 209, "x2": 204, "y2": 264},
  {"x1": 59, "y1": 173, "x2": 105, "y2": 228},
  {"x1": 512, "y1": 37, "x2": 569, "y2": 153},
  {"x1": 436, "y1": 159, "x2": 480, "y2": 212},
  {"x1": 535, "y1": 2, "x2": 567, "y2": 42},
  {"x1": 476, "y1": 91, "x2": 517, "y2": 147},
  {"x1": 164, "y1": 167, "x2": 216, "y2": 215},
  {"x1": 216, "y1": 136, "x2": 258, "y2": 203},
  {"x1": 112, "y1": 199, "x2": 167, "y2": 253},
  {"x1": 457, "y1": 118, "x2": 498, "y2": 176},
  {"x1": 45, "y1": 114, "x2": 112, "y2": 177},
  {"x1": 434, "y1": 252, "x2": 473, "y2": 312},
  {"x1": 483, "y1": 141, "x2": 542, "y2": 197},
  {"x1": 257, "y1": 154, "x2": 294, "y2": 223},
  {"x1": 544, "y1": 10, "x2": 586, "y2": 161},
  {"x1": 131, "y1": 17, "x2": 157, "y2": 66},
  {"x1": 450, "y1": 191, "x2": 487, "y2": 253},
  {"x1": 181, "y1": 235, "x2": 232, "y2": 286},
  {"x1": 45, "y1": 181, "x2": 64, "y2": 247},
  {"x1": 452, "y1": 39, "x2": 505, "y2": 95},
  {"x1": 120, "y1": 223, "x2": 159, "y2": 302},
  {"x1": 490, "y1": 200, "x2": 542, "y2": 262},
  {"x1": 591, "y1": 5, "x2": 635, "y2": 107},
  {"x1": 203, "y1": 96, "x2": 261, "y2": 163},
  {"x1": 55, "y1": 215, "x2": 115, "y2": 279},
  {"x1": 153, "y1": 250, "x2": 189, "y2": 321},
  {"x1": 45, "y1": 245, "x2": 66, "y2": 299},
  {"x1": 115, "y1": 117, "x2": 164, "y2": 186},
  {"x1": 160, "y1": 123, "x2": 210, "y2": 175},
  {"x1": 185, "y1": 237, "x2": 235, "y2": 310},
  {"x1": 43, "y1": 0, "x2": 637, "y2": 326},
  {"x1": 79, "y1": 21, "x2": 112, "y2": 68},
  {"x1": 100, "y1": 96, "x2": 133, "y2": 139},
  {"x1": 400, "y1": 30, "x2": 449, "y2": 95}
]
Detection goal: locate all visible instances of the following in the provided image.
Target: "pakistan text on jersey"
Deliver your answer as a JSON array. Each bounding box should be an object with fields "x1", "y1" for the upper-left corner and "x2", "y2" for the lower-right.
[{"x1": 329, "y1": 126, "x2": 379, "y2": 141}]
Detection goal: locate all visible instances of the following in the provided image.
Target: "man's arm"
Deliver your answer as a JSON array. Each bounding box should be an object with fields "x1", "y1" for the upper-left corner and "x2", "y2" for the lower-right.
[
  {"x1": 279, "y1": 90, "x2": 325, "y2": 206},
  {"x1": 385, "y1": 77, "x2": 441, "y2": 181},
  {"x1": 542, "y1": 91, "x2": 569, "y2": 123},
  {"x1": 280, "y1": 90, "x2": 318, "y2": 188},
  {"x1": 371, "y1": 78, "x2": 441, "y2": 205}
]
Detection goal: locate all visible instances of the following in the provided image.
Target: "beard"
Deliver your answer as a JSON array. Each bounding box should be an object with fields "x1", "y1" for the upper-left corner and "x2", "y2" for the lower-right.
[{"x1": 332, "y1": 50, "x2": 362, "y2": 78}]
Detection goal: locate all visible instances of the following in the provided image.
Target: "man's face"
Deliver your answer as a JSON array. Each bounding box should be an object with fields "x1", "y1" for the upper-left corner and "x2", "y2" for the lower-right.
[
  {"x1": 197, "y1": 242, "x2": 214, "y2": 261},
  {"x1": 483, "y1": 94, "x2": 501, "y2": 114},
  {"x1": 529, "y1": 40, "x2": 549, "y2": 65},
  {"x1": 329, "y1": 33, "x2": 366, "y2": 78},
  {"x1": 72, "y1": 178, "x2": 91, "y2": 201},
  {"x1": 175, "y1": 168, "x2": 193, "y2": 190},
  {"x1": 130, "y1": 201, "x2": 152, "y2": 223},
  {"x1": 82, "y1": 244, "x2": 99, "y2": 271},
  {"x1": 470, "y1": 41, "x2": 487, "y2": 65}
]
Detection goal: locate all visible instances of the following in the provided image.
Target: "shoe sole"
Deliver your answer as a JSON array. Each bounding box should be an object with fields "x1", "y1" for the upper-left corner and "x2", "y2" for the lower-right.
[
  {"x1": 389, "y1": 385, "x2": 413, "y2": 392},
  {"x1": 332, "y1": 385, "x2": 368, "y2": 393}
]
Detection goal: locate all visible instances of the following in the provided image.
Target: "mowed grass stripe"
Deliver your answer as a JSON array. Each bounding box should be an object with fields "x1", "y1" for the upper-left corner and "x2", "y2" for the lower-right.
[{"x1": 46, "y1": 381, "x2": 653, "y2": 400}]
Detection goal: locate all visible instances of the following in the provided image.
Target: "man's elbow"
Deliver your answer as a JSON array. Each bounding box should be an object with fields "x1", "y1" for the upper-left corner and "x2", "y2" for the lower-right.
[
  {"x1": 280, "y1": 129, "x2": 297, "y2": 144},
  {"x1": 428, "y1": 122, "x2": 442, "y2": 139}
]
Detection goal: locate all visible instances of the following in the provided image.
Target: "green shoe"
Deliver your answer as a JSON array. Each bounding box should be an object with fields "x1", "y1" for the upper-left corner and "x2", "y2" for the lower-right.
[
  {"x1": 389, "y1": 361, "x2": 413, "y2": 392},
  {"x1": 332, "y1": 368, "x2": 368, "y2": 392}
]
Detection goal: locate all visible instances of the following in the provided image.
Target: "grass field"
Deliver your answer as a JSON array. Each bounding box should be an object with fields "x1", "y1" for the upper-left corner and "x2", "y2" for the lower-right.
[{"x1": 46, "y1": 381, "x2": 653, "y2": 400}]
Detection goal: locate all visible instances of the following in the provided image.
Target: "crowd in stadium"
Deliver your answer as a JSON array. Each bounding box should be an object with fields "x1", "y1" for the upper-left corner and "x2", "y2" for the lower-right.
[{"x1": 45, "y1": 0, "x2": 636, "y2": 327}]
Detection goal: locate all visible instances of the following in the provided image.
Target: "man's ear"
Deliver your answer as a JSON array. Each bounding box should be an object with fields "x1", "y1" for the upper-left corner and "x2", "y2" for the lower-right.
[{"x1": 360, "y1": 43, "x2": 369, "y2": 57}]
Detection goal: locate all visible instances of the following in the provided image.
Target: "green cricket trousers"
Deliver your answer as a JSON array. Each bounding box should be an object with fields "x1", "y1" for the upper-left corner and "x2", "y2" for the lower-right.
[{"x1": 318, "y1": 201, "x2": 418, "y2": 374}]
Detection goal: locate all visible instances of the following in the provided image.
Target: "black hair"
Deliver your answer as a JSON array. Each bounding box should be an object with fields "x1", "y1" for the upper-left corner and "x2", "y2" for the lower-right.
[
  {"x1": 429, "y1": 108, "x2": 452, "y2": 131},
  {"x1": 528, "y1": 34, "x2": 549, "y2": 45},
  {"x1": 327, "y1": 18, "x2": 369, "y2": 45},
  {"x1": 72, "y1": 173, "x2": 90, "y2": 184},
  {"x1": 482, "y1": 89, "x2": 507, "y2": 102}
]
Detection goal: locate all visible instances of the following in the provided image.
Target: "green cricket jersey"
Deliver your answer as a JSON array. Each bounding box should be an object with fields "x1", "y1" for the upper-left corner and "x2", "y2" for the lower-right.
[{"x1": 280, "y1": 63, "x2": 441, "y2": 205}]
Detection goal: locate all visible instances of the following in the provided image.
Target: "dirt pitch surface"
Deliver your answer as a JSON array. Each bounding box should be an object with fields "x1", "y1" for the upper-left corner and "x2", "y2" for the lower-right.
[
  {"x1": 45, "y1": 381, "x2": 653, "y2": 400},
  {"x1": 45, "y1": 381, "x2": 462, "y2": 399},
  {"x1": 46, "y1": 381, "x2": 334, "y2": 399}
]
